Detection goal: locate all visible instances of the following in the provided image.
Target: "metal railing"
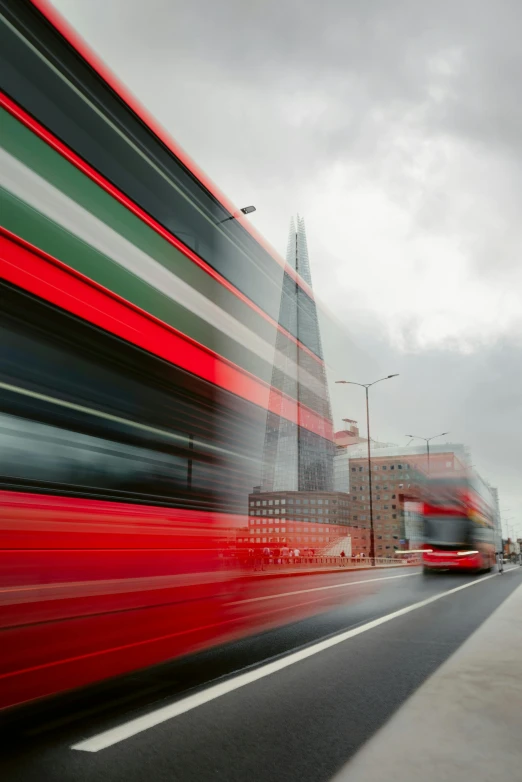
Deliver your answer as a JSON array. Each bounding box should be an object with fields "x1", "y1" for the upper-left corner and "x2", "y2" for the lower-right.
[{"x1": 221, "y1": 554, "x2": 422, "y2": 572}]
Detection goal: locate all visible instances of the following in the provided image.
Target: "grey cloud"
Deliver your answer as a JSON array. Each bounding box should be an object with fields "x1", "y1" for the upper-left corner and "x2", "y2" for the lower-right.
[
  {"x1": 63, "y1": 0, "x2": 522, "y2": 215},
  {"x1": 53, "y1": 0, "x2": 522, "y2": 512}
]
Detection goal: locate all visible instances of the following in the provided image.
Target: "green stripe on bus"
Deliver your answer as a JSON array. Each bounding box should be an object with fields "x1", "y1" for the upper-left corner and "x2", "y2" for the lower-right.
[
  {"x1": 0, "y1": 106, "x2": 279, "y2": 348},
  {"x1": 0, "y1": 186, "x2": 273, "y2": 385}
]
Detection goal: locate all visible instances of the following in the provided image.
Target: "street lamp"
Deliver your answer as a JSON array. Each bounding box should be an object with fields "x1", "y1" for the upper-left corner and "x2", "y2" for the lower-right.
[
  {"x1": 504, "y1": 518, "x2": 517, "y2": 549},
  {"x1": 336, "y1": 374, "x2": 399, "y2": 565},
  {"x1": 174, "y1": 204, "x2": 257, "y2": 251},
  {"x1": 405, "y1": 432, "x2": 450, "y2": 475},
  {"x1": 501, "y1": 516, "x2": 522, "y2": 562},
  {"x1": 219, "y1": 205, "x2": 257, "y2": 224}
]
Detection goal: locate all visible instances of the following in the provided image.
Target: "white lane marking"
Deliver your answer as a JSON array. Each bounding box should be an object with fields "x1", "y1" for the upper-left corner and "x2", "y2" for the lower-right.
[
  {"x1": 72, "y1": 571, "x2": 498, "y2": 752},
  {"x1": 228, "y1": 571, "x2": 419, "y2": 605}
]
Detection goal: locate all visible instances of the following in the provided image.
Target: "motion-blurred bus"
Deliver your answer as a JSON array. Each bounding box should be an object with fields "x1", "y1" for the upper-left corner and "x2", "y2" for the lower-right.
[
  {"x1": 0, "y1": 0, "x2": 337, "y2": 710},
  {"x1": 421, "y1": 473, "x2": 497, "y2": 574}
]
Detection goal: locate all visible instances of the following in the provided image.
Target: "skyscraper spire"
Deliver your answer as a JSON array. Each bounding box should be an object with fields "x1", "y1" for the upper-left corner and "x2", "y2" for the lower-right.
[
  {"x1": 261, "y1": 216, "x2": 334, "y2": 492},
  {"x1": 284, "y1": 215, "x2": 313, "y2": 286}
]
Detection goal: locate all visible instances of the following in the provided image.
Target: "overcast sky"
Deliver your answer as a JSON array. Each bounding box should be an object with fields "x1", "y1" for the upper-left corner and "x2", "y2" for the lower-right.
[{"x1": 51, "y1": 0, "x2": 522, "y2": 527}]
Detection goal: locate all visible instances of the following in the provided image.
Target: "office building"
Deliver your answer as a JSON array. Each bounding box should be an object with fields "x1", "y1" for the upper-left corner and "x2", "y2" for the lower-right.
[{"x1": 261, "y1": 216, "x2": 335, "y2": 493}]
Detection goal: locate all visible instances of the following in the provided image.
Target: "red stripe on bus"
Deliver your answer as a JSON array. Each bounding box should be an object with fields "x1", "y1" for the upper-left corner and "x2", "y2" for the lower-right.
[
  {"x1": 0, "y1": 90, "x2": 321, "y2": 367},
  {"x1": 0, "y1": 228, "x2": 333, "y2": 441},
  {"x1": 23, "y1": 2, "x2": 315, "y2": 299}
]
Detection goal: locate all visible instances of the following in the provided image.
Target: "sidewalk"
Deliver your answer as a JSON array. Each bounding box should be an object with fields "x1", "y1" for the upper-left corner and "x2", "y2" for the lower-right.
[{"x1": 334, "y1": 568, "x2": 522, "y2": 781}]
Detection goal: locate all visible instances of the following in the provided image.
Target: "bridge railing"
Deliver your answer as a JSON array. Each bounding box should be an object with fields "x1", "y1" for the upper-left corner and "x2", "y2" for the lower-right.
[{"x1": 220, "y1": 554, "x2": 422, "y2": 572}]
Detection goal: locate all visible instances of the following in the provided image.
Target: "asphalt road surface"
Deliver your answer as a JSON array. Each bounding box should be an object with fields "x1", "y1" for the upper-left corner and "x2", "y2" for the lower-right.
[{"x1": 3, "y1": 565, "x2": 521, "y2": 781}]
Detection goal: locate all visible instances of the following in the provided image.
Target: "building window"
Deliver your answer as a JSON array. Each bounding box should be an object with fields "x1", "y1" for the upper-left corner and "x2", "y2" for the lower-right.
[
  {"x1": 352, "y1": 467, "x2": 356, "y2": 472},
  {"x1": 281, "y1": 499, "x2": 286, "y2": 505},
  {"x1": 390, "y1": 465, "x2": 395, "y2": 470},
  {"x1": 262, "y1": 501, "x2": 267, "y2": 506},
  {"x1": 275, "y1": 499, "x2": 280, "y2": 505},
  {"x1": 382, "y1": 466, "x2": 387, "y2": 470},
  {"x1": 398, "y1": 465, "x2": 402, "y2": 469},
  {"x1": 392, "y1": 494, "x2": 396, "y2": 499},
  {"x1": 392, "y1": 514, "x2": 397, "y2": 519},
  {"x1": 256, "y1": 501, "x2": 260, "y2": 507}
]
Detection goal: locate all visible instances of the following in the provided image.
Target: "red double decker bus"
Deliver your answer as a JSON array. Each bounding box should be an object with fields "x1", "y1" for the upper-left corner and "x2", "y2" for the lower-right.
[
  {"x1": 422, "y1": 473, "x2": 497, "y2": 574},
  {"x1": 0, "y1": 0, "x2": 339, "y2": 710}
]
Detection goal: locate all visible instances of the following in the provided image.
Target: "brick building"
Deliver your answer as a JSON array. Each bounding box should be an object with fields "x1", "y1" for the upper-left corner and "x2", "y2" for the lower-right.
[
  {"x1": 347, "y1": 443, "x2": 468, "y2": 555},
  {"x1": 242, "y1": 489, "x2": 370, "y2": 554},
  {"x1": 348, "y1": 455, "x2": 411, "y2": 555}
]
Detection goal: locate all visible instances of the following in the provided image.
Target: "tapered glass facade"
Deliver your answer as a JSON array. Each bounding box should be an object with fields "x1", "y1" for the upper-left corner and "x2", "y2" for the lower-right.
[{"x1": 261, "y1": 216, "x2": 334, "y2": 492}]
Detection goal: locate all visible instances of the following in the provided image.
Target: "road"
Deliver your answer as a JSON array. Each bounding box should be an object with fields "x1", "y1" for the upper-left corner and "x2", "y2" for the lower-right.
[{"x1": 2, "y1": 565, "x2": 521, "y2": 781}]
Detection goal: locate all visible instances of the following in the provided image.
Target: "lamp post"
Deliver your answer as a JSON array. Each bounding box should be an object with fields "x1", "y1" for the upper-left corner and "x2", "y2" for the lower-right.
[
  {"x1": 219, "y1": 205, "x2": 257, "y2": 223},
  {"x1": 336, "y1": 374, "x2": 399, "y2": 565},
  {"x1": 500, "y1": 508, "x2": 514, "y2": 557},
  {"x1": 174, "y1": 205, "x2": 256, "y2": 251},
  {"x1": 404, "y1": 432, "x2": 450, "y2": 475},
  {"x1": 503, "y1": 517, "x2": 519, "y2": 560}
]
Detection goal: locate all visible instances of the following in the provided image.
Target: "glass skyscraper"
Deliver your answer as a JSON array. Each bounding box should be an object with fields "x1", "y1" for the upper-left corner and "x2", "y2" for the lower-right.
[{"x1": 261, "y1": 216, "x2": 335, "y2": 492}]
